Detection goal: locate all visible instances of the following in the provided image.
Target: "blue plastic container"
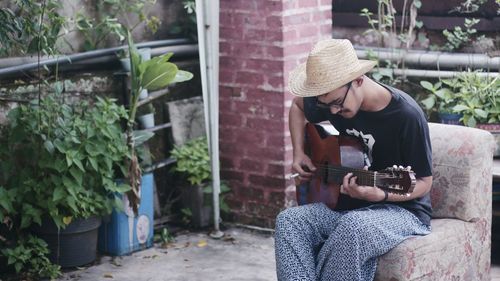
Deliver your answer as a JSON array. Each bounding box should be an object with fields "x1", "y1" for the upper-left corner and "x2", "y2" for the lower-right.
[{"x1": 98, "y1": 173, "x2": 154, "y2": 256}]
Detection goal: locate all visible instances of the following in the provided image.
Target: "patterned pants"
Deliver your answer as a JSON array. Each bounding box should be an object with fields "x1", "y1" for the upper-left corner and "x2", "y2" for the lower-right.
[{"x1": 274, "y1": 203, "x2": 430, "y2": 281}]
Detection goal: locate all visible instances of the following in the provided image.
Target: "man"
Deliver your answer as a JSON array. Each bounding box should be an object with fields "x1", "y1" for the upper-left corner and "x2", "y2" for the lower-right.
[{"x1": 275, "y1": 39, "x2": 433, "y2": 281}]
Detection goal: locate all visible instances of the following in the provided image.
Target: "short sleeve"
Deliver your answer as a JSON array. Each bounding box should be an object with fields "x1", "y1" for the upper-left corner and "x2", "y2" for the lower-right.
[{"x1": 400, "y1": 110, "x2": 433, "y2": 178}]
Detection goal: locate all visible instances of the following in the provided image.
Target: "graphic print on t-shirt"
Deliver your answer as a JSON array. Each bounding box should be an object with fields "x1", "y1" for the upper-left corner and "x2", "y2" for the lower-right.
[{"x1": 345, "y1": 128, "x2": 375, "y2": 166}]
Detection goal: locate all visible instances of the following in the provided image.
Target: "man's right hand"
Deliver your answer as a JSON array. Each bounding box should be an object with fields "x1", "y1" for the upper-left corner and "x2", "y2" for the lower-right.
[{"x1": 291, "y1": 153, "x2": 316, "y2": 183}]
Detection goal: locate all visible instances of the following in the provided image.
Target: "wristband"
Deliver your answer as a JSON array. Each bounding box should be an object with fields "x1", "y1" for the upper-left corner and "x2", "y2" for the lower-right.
[{"x1": 378, "y1": 190, "x2": 389, "y2": 203}]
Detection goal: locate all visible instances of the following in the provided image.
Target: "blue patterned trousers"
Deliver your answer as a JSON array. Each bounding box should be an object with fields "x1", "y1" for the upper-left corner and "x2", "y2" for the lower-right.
[{"x1": 274, "y1": 203, "x2": 430, "y2": 281}]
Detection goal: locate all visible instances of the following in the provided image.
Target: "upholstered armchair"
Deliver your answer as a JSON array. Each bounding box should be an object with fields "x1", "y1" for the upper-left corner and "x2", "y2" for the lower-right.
[{"x1": 376, "y1": 123, "x2": 495, "y2": 281}]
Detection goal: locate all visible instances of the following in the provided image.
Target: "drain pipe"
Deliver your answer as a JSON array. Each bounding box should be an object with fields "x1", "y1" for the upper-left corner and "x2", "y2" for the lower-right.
[
  {"x1": 355, "y1": 47, "x2": 500, "y2": 71},
  {"x1": 0, "y1": 38, "x2": 194, "y2": 78}
]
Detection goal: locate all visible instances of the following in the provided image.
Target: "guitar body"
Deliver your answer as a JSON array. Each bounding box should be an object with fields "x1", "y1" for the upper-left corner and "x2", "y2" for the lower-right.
[{"x1": 297, "y1": 123, "x2": 365, "y2": 209}]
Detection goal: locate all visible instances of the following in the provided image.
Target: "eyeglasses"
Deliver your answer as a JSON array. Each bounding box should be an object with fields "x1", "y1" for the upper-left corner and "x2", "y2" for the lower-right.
[{"x1": 316, "y1": 82, "x2": 352, "y2": 110}]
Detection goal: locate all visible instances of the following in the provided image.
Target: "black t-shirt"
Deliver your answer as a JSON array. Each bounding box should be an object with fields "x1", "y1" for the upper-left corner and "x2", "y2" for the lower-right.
[{"x1": 303, "y1": 83, "x2": 433, "y2": 226}]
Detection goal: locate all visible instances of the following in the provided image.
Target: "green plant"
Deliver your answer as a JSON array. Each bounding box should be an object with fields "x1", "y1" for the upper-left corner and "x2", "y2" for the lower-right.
[
  {"x1": 442, "y1": 18, "x2": 481, "y2": 51},
  {"x1": 204, "y1": 182, "x2": 232, "y2": 213},
  {"x1": 0, "y1": 87, "x2": 131, "y2": 229},
  {"x1": 75, "y1": 0, "x2": 160, "y2": 50},
  {"x1": 360, "y1": 0, "x2": 423, "y2": 49},
  {"x1": 123, "y1": 31, "x2": 193, "y2": 212},
  {"x1": 419, "y1": 80, "x2": 458, "y2": 114},
  {"x1": 0, "y1": 0, "x2": 68, "y2": 57},
  {"x1": 1, "y1": 234, "x2": 61, "y2": 279},
  {"x1": 170, "y1": 137, "x2": 211, "y2": 186},
  {"x1": 137, "y1": 103, "x2": 155, "y2": 116},
  {"x1": 169, "y1": 0, "x2": 197, "y2": 41},
  {"x1": 450, "y1": 71, "x2": 500, "y2": 127},
  {"x1": 154, "y1": 227, "x2": 175, "y2": 246},
  {"x1": 450, "y1": 0, "x2": 488, "y2": 13}
]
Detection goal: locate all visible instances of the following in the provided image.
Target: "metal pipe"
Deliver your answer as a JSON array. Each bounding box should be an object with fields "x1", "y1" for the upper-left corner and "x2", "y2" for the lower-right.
[
  {"x1": 373, "y1": 67, "x2": 499, "y2": 78},
  {"x1": 0, "y1": 39, "x2": 194, "y2": 77},
  {"x1": 356, "y1": 46, "x2": 500, "y2": 71}
]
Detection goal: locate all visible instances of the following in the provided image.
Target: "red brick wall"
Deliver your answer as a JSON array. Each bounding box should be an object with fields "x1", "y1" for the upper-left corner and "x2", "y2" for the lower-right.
[{"x1": 219, "y1": 0, "x2": 332, "y2": 228}]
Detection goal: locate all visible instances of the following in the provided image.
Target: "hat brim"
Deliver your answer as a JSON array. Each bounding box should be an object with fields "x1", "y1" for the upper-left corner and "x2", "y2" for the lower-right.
[{"x1": 288, "y1": 59, "x2": 377, "y2": 97}]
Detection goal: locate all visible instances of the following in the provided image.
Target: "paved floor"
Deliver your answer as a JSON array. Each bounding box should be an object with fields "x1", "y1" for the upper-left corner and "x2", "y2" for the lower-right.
[
  {"x1": 58, "y1": 225, "x2": 500, "y2": 281},
  {"x1": 58, "y1": 226, "x2": 276, "y2": 281}
]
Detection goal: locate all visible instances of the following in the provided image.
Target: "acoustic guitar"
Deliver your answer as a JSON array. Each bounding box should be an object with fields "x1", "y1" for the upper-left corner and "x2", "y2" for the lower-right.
[{"x1": 295, "y1": 123, "x2": 416, "y2": 209}]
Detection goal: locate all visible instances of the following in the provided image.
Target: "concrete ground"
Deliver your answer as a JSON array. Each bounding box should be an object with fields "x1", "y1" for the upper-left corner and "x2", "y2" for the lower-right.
[
  {"x1": 58, "y1": 226, "x2": 277, "y2": 281},
  {"x1": 58, "y1": 225, "x2": 500, "y2": 281}
]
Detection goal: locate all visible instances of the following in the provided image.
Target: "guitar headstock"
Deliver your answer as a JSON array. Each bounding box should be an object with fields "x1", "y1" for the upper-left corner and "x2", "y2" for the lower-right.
[{"x1": 377, "y1": 166, "x2": 416, "y2": 195}]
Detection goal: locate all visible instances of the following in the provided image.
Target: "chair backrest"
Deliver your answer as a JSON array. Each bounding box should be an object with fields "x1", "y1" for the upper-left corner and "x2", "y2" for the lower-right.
[{"x1": 429, "y1": 123, "x2": 495, "y2": 221}]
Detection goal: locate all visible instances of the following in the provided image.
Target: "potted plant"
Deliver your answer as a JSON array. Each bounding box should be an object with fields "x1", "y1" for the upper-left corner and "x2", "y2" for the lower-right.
[
  {"x1": 97, "y1": 32, "x2": 193, "y2": 256},
  {"x1": 170, "y1": 137, "x2": 231, "y2": 228},
  {"x1": 449, "y1": 71, "x2": 499, "y2": 128},
  {"x1": 137, "y1": 103, "x2": 156, "y2": 129},
  {"x1": 170, "y1": 137, "x2": 211, "y2": 227},
  {"x1": 121, "y1": 31, "x2": 193, "y2": 212},
  {"x1": 0, "y1": 86, "x2": 131, "y2": 271},
  {"x1": 420, "y1": 80, "x2": 462, "y2": 125}
]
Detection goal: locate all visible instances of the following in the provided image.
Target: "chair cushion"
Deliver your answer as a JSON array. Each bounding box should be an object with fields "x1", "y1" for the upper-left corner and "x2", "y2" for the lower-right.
[
  {"x1": 428, "y1": 123, "x2": 494, "y2": 221},
  {"x1": 376, "y1": 218, "x2": 490, "y2": 281}
]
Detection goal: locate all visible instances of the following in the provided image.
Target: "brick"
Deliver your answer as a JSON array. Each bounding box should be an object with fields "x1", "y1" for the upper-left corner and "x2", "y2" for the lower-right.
[
  {"x1": 220, "y1": 11, "x2": 233, "y2": 26},
  {"x1": 248, "y1": 173, "x2": 286, "y2": 188},
  {"x1": 266, "y1": 15, "x2": 283, "y2": 29},
  {"x1": 220, "y1": 129, "x2": 237, "y2": 143},
  {"x1": 246, "y1": 147, "x2": 285, "y2": 163},
  {"x1": 264, "y1": 30, "x2": 283, "y2": 42},
  {"x1": 245, "y1": 59, "x2": 283, "y2": 73},
  {"x1": 220, "y1": 156, "x2": 238, "y2": 168},
  {"x1": 239, "y1": 159, "x2": 265, "y2": 174},
  {"x1": 233, "y1": 102, "x2": 283, "y2": 118},
  {"x1": 283, "y1": 13, "x2": 312, "y2": 26},
  {"x1": 220, "y1": 42, "x2": 232, "y2": 54},
  {"x1": 269, "y1": 190, "x2": 286, "y2": 206},
  {"x1": 220, "y1": 70, "x2": 236, "y2": 84},
  {"x1": 298, "y1": 0, "x2": 319, "y2": 8},
  {"x1": 232, "y1": 43, "x2": 265, "y2": 58},
  {"x1": 283, "y1": 29, "x2": 298, "y2": 41},
  {"x1": 220, "y1": 26, "x2": 243, "y2": 40},
  {"x1": 220, "y1": 57, "x2": 243, "y2": 69},
  {"x1": 235, "y1": 131, "x2": 266, "y2": 147},
  {"x1": 267, "y1": 163, "x2": 285, "y2": 175},
  {"x1": 220, "y1": 170, "x2": 246, "y2": 181},
  {"x1": 297, "y1": 24, "x2": 320, "y2": 37},
  {"x1": 265, "y1": 45, "x2": 284, "y2": 58},
  {"x1": 266, "y1": 134, "x2": 285, "y2": 148},
  {"x1": 220, "y1": 113, "x2": 244, "y2": 128},
  {"x1": 267, "y1": 76, "x2": 284, "y2": 89},
  {"x1": 246, "y1": 117, "x2": 282, "y2": 131},
  {"x1": 285, "y1": 42, "x2": 314, "y2": 56},
  {"x1": 235, "y1": 71, "x2": 265, "y2": 86},
  {"x1": 257, "y1": 1, "x2": 282, "y2": 14},
  {"x1": 312, "y1": 9, "x2": 332, "y2": 21},
  {"x1": 238, "y1": 186, "x2": 265, "y2": 202},
  {"x1": 247, "y1": 89, "x2": 285, "y2": 104}
]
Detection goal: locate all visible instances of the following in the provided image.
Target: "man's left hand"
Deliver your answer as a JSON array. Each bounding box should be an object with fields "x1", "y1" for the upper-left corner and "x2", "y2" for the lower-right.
[{"x1": 340, "y1": 172, "x2": 387, "y2": 202}]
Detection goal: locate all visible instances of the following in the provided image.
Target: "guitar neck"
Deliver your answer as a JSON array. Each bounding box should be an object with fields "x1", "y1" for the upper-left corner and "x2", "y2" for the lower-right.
[{"x1": 323, "y1": 165, "x2": 377, "y2": 186}]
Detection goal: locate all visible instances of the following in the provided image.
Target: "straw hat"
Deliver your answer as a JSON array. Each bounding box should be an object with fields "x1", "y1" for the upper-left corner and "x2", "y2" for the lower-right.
[{"x1": 288, "y1": 39, "x2": 376, "y2": 97}]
